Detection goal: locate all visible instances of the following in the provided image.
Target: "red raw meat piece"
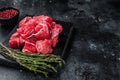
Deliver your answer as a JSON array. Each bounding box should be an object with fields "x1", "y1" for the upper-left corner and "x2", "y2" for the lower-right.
[
  {"x1": 46, "y1": 21, "x2": 52, "y2": 30},
  {"x1": 34, "y1": 23, "x2": 43, "y2": 33},
  {"x1": 51, "y1": 36, "x2": 58, "y2": 47},
  {"x1": 33, "y1": 22, "x2": 51, "y2": 40},
  {"x1": 42, "y1": 21, "x2": 52, "y2": 30},
  {"x1": 9, "y1": 37, "x2": 20, "y2": 49},
  {"x1": 9, "y1": 32, "x2": 21, "y2": 49},
  {"x1": 9, "y1": 37, "x2": 25, "y2": 50},
  {"x1": 17, "y1": 19, "x2": 36, "y2": 39},
  {"x1": 54, "y1": 24, "x2": 63, "y2": 33},
  {"x1": 36, "y1": 39, "x2": 53, "y2": 54},
  {"x1": 19, "y1": 16, "x2": 32, "y2": 27},
  {"x1": 22, "y1": 41, "x2": 37, "y2": 53},
  {"x1": 33, "y1": 15, "x2": 53, "y2": 29},
  {"x1": 51, "y1": 24, "x2": 63, "y2": 47},
  {"x1": 26, "y1": 36, "x2": 38, "y2": 44}
]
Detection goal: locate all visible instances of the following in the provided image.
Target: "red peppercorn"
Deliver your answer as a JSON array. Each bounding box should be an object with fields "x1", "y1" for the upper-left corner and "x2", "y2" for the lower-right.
[{"x1": 0, "y1": 9, "x2": 18, "y2": 18}]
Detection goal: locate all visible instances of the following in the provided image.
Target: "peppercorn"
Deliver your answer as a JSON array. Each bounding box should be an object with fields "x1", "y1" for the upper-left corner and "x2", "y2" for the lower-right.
[{"x1": 0, "y1": 9, "x2": 18, "y2": 18}]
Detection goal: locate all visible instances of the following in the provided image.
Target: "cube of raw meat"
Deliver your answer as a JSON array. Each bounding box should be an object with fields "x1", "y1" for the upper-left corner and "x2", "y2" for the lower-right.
[
  {"x1": 33, "y1": 22, "x2": 51, "y2": 40},
  {"x1": 51, "y1": 24, "x2": 63, "y2": 47},
  {"x1": 19, "y1": 16, "x2": 32, "y2": 27},
  {"x1": 22, "y1": 41, "x2": 37, "y2": 53},
  {"x1": 36, "y1": 39, "x2": 53, "y2": 54},
  {"x1": 17, "y1": 19, "x2": 36, "y2": 39},
  {"x1": 9, "y1": 37, "x2": 20, "y2": 49}
]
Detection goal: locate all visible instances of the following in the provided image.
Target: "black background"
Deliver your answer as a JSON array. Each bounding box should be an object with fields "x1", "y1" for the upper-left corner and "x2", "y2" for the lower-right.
[{"x1": 0, "y1": 0, "x2": 120, "y2": 80}]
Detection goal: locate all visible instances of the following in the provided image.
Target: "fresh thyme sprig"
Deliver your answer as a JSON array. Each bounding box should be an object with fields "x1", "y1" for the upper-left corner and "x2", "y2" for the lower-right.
[{"x1": 0, "y1": 42, "x2": 65, "y2": 77}]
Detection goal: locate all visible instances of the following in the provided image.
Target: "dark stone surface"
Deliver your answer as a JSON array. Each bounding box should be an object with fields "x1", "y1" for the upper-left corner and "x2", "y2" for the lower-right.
[{"x1": 0, "y1": 0, "x2": 120, "y2": 80}]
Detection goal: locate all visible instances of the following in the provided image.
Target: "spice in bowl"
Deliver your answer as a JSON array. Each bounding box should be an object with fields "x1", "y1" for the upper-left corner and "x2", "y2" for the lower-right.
[
  {"x1": 0, "y1": 7, "x2": 19, "y2": 29},
  {"x1": 0, "y1": 9, "x2": 18, "y2": 19}
]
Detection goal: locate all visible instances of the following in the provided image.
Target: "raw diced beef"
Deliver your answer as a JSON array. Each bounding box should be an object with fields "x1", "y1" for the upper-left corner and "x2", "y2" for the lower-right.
[
  {"x1": 9, "y1": 33, "x2": 25, "y2": 49},
  {"x1": 51, "y1": 24, "x2": 63, "y2": 47},
  {"x1": 22, "y1": 41, "x2": 37, "y2": 53},
  {"x1": 9, "y1": 37, "x2": 20, "y2": 49},
  {"x1": 19, "y1": 17, "x2": 32, "y2": 28},
  {"x1": 36, "y1": 39, "x2": 53, "y2": 54},
  {"x1": 33, "y1": 22, "x2": 51, "y2": 40},
  {"x1": 9, "y1": 15, "x2": 63, "y2": 54}
]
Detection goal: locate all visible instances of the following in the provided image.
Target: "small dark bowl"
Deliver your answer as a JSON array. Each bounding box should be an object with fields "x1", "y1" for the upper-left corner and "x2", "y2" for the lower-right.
[{"x1": 0, "y1": 7, "x2": 19, "y2": 29}]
